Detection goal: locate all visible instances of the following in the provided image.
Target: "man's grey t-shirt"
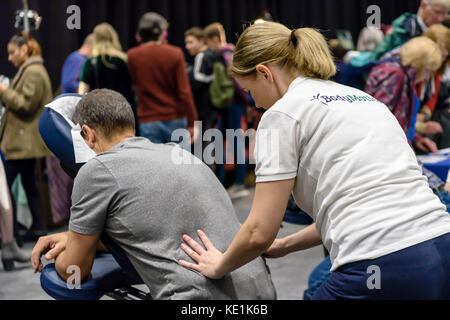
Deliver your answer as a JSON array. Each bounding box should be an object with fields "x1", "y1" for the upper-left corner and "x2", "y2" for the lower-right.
[{"x1": 69, "y1": 137, "x2": 276, "y2": 300}]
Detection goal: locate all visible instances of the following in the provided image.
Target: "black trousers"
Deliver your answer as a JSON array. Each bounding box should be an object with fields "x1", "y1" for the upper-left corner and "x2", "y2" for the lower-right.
[{"x1": 4, "y1": 159, "x2": 45, "y2": 235}]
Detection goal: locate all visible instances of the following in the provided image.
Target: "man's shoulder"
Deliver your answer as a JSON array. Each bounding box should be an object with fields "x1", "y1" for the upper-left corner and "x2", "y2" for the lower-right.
[
  {"x1": 78, "y1": 157, "x2": 105, "y2": 174},
  {"x1": 162, "y1": 43, "x2": 183, "y2": 53},
  {"x1": 205, "y1": 49, "x2": 221, "y2": 60},
  {"x1": 73, "y1": 157, "x2": 109, "y2": 188},
  {"x1": 94, "y1": 138, "x2": 155, "y2": 167},
  {"x1": 128, "y1": 44, "x2": 182, "y2": 58},
  {"x1": 65, "y1": 51, "x2": 83, "y2": 62}
]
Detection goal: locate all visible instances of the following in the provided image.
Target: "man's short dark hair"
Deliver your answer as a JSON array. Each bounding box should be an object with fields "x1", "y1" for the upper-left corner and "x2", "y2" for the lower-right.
[
  {"x1": 204, "y1": 24, "x2": 221, "y2": 40},
  {"x1": 184, "y1": 27, "x2": 205, "y2": 40},
  {"x1": 137, "y1": 12, "x2": 168, "y2": 42},
  {"x1": 73, "y1": 89, "x2": 135, "y2": 137}
]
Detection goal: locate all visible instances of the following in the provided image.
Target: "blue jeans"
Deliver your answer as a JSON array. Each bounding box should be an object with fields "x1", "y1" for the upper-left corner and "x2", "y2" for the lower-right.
[
  {"x1": 139, "y1": 118, "x2": 189, "y2": 147},
  {"x1": 312, "y1": 232, "x2": 450, "y2": 300},
  {"x1": 303, "y1": 256, "x2": 332, "y2": 300},
  {"x1": 216, "y1": 104, "x2": 247, "y2": 185}
]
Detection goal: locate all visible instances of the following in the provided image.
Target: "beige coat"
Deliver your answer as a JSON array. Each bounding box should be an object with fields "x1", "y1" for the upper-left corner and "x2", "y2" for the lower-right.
[{"x1": 0, "y1": 56, "x2": 52, "y2": 160}]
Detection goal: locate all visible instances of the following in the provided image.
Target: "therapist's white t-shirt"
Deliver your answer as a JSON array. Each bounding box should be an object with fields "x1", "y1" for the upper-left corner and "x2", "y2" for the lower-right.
[{"x1": 255, "y1": 76, "x2": 450, "y2": 272}]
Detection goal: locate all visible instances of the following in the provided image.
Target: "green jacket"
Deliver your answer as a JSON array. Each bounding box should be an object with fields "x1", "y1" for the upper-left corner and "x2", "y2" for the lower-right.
[
  {"x1": 0, "y1": 56, "x2": 52, "y2": 160},
  {"x1": 351, "y1": 13, "x2": 424, "y2": 67}
]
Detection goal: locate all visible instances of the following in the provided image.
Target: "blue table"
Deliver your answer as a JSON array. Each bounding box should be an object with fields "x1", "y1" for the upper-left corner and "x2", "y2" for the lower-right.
[{"x1": 418, "y1": 150, "x2": 450, "y2": 182}]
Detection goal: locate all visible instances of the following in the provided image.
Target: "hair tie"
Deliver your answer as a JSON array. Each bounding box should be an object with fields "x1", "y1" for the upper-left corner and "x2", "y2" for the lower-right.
[{"x1": 291, "y1": 29, "x2": 298, "y2": 47}]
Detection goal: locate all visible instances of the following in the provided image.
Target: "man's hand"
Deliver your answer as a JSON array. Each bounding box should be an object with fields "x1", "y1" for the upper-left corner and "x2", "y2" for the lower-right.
[
  {"x1": 424, "y1": 121, "x2": 443, "y2": 136},
  {"x1": 188, "y1": 124, "x2": 200, "y2": 145},
  {"x1": 416, "y1": 113, "x2": 426, "y2": 123},
  {"x1": 415, "y1": 137, "x2": 438, "y2": 153},
  {"x1": 31, "y1": 232, "x2": 68, "y2": 273},
  {"x1": 0, "y1": 82, "x2": 8, "y2": 95}
]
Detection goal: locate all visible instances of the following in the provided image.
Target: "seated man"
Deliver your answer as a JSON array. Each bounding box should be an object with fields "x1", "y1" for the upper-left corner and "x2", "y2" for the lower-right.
[{"x1": 31, "y1": 89, "x2": 276, "y2": 300}]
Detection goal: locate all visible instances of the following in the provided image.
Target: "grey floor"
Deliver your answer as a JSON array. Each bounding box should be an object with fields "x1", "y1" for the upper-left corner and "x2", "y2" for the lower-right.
[{"x1": 0, "y1": 187, "x2": 325, "y2": 300}]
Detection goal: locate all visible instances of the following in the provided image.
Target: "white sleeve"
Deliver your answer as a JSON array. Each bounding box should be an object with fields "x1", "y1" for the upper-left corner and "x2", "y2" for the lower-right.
[{"x1": 254, "y1": 111, "x2": 303, "y2": 183}]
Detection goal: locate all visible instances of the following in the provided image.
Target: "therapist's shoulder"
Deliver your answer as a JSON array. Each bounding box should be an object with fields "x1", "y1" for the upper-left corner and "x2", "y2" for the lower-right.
[{"x1": 266, "y1": 82, "x2": 326, "y2": 121}]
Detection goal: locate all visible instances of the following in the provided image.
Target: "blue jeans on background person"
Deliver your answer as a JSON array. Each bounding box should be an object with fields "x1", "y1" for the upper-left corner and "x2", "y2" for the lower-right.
[
  {"x1": 216, "y1": 103, "x2": 247, "y2": 186},
  {"x1": 139, "y1": 118, "x2": 189, "y2": 148},
  {"x1": 303, "y1": 256, "x2": 331, "y2": 300}
]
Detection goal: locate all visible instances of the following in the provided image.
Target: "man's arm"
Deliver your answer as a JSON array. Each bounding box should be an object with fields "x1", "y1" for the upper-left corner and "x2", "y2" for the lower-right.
[
  {"x1": 31, "y1": 232, "x2": 108, "y2": 273},
  {"x1": 55, "y1": 231, "x2": 101, "y2": 282}
]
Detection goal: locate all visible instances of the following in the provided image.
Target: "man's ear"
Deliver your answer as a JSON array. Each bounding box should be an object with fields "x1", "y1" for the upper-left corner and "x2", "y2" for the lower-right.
[
  {"x1": 21, "y1": 44, "x2": 29, "y2": 57},
  {"x1": 419, "y1": 0, "x2": 428, "y2": 10},
  {"x1": 255, "y1": 64, "x2": 273, "y2": 82},
  {"x1": 136, "y1": 34, "x2": 142, "y2": 44},
  {"x1": 82, "y1": 125, "x2": 96, "y2": 149}
]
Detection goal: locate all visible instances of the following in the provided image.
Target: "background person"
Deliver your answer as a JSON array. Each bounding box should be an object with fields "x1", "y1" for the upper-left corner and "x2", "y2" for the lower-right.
[
  {"x1": 350, "y1": 0, "x2": 450, "y2": 68},
  {"x1": 0, "y1": 32, "x2": 51, "y2": 243},
  {"x1": 365, "y1": 36, "x2": 443, "y2": 153},
  {"x1": 78, "y1": 23, "x2": 136, "y2": 126},
  {"x1": 204, "y1": 22, "x2": 251, "y2": 199},
  {"x1": 61, "y1": 34, "x2": 94, "y2": 94},
  {"x1": 185, "y1": 27, "x2": 222, "y2": 160},
  {"x1": 127, "y1": 12, "x2": 197, "y2": 145},
  {"x1": 0, "y1": 158, "x2": 29, "y2": 271},
  {"x1": 414, "y1": 24, "x2": 450, "y2": 139}
]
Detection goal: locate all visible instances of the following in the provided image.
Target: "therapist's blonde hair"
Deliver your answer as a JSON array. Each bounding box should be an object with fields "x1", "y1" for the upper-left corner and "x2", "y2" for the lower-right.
[{"x1": 230, "y1": 22, "x2": 336, "y2": 80}]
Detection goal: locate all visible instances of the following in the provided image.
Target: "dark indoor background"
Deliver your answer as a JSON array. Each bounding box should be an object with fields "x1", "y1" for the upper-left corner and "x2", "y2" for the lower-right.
[{"x1": 0, "y1": 0, "x2": 421, "y2": 91}]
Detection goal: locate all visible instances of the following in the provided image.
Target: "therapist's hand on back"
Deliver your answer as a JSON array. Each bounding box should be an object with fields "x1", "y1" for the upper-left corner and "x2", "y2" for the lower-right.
[{"x1": 179, "y1": 230, "x2": 225, "y2": 279}]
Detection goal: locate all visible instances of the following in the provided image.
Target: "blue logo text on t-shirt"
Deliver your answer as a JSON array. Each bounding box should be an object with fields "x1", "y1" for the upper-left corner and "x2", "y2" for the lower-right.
[{"x1": 311, "y1": 93, "x2": 378, "y2": 106}]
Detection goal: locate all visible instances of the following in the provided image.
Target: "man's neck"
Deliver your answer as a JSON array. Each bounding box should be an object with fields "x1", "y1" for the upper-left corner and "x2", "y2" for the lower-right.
[
  {"x1": 416, "y1": 14, "x2": 428, "y2": 31},
  {"x1": 143, "y1": 35, "x2": 164, "y2": 46},
  {"x1": 78, "y1": 47, "x2": 90, "y2": 57},
  {"x1": 99, "y1": 134, "x2": 136, "y2": 154},
  {"x1": 198, "y1": 45, "x2": 209, "y2": 54},
  {"x1": 143, "y1": 40, "x2": 162, "y2": 46}
]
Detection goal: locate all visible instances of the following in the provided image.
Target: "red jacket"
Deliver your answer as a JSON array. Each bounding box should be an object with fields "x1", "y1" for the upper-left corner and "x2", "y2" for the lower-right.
[{"x1": 127, "y1": 43, "x2": 198, "y2": 127}]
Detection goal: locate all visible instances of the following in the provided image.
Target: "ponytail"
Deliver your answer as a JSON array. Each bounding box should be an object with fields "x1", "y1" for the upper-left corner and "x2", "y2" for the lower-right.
[
  {"x1": 231, "y1": 22, "x2": 336, "y2": 80},
  {"x1": 289, "y1": 28, "x2": 336, "y2": 80}
]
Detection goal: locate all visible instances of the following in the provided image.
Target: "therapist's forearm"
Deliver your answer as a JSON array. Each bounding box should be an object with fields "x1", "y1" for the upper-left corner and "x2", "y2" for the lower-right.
[
  {"x1": 217, "y1": 220, "x2": 276, "y2": 276},
  {"x1": 215, "y1": 179, "x2": 294, "y2": 276},
  {"x1": 283, "y1": 223, "x2": 322, "y2": 254}
]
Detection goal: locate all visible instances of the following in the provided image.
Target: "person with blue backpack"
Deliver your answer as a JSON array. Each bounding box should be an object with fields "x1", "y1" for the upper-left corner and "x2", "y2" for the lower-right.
[{"x1": 204, "y1": 23, "x2": 251, "y2": 199}]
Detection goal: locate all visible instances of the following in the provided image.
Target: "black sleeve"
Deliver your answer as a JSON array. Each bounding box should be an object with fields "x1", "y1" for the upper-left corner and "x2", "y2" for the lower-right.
[{"x1": 79, "y1": 59, "x2": 94, "y2": 88}]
